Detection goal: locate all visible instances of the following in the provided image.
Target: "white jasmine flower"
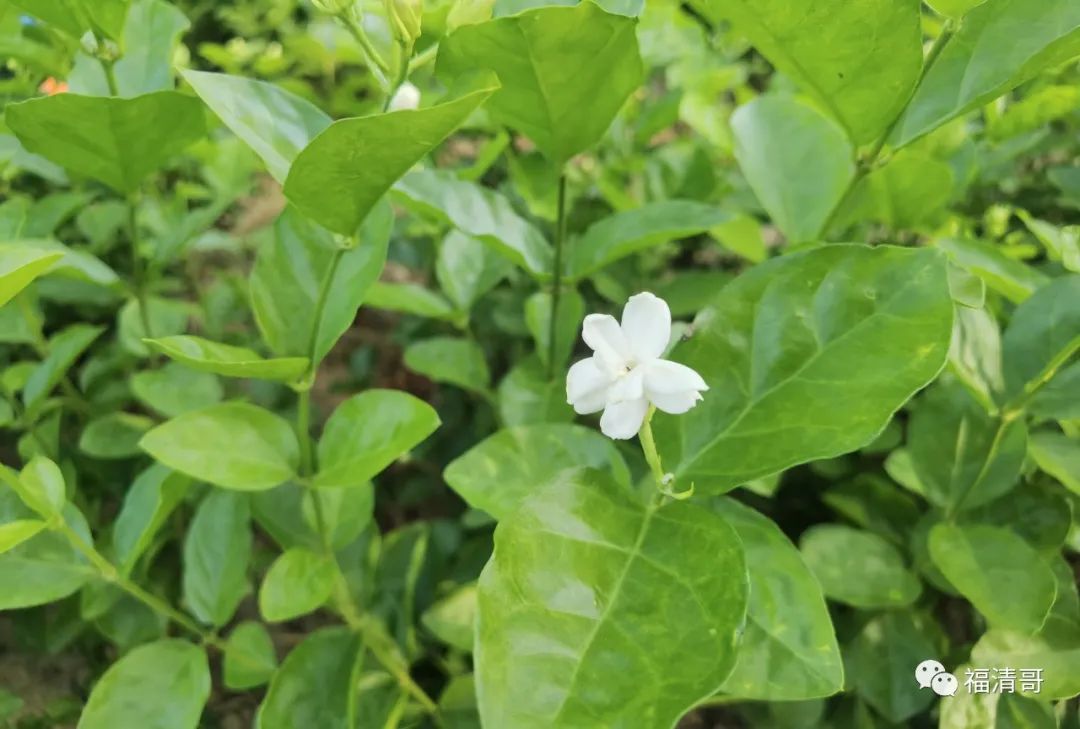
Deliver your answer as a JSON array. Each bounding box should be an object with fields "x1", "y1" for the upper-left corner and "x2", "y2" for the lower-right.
[
  {"x1": 566, "y1": 292, "x2": 708, "y2": 440},
  {"x1": 388, "y1": 82, "x2": 421, "y2": 111}
]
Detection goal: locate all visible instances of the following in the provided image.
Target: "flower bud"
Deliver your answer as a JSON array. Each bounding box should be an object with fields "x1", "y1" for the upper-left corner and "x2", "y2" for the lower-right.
[
  {"x1": 384, "y1": 0, "x2": 422, "y2": 46},
  {"x1": 388, "y1": 82, "x2": 421, "y2": 111}
]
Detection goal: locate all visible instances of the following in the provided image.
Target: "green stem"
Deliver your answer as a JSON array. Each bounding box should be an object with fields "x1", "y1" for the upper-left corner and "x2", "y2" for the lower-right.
[
  {"x1": 99, "y1": 56, "x2": 119, "y2": 97},
  {"x1": 408, "y1": 43, "x2": 438, "y2": 73},
  {"x1": 297, "y1": 388, "x2": 314, "y2": 477},
  {"x1": 1001, "y1": 334, "x2": 1080, "y2": 416},
  {"x1": 382, "y1": 40, "x2": 413, "y2": 112},
  {"x1": 638, "y1": 406, "x2": 666, "y2": 492},
  {"x1": 305, "y1": 248, "x2": 346, "y2": 369},
  {"x1": 547, "y1": 173, "x2": 569, "y2": 378},
  {"x1": 341, "y1": 13, "x2": 391, "y2": 90}
]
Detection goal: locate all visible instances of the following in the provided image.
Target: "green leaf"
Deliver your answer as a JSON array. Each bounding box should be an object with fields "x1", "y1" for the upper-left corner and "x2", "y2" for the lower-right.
[
  {"x1": 566, "y1": 201, "x2": 731, "y2": 279},
  {"x1": 422, "y1": 584, "x2": 477, "y2": 653},
  {"x1": 314, "y1": 389, "x2": 440, "y2": 488},
  {"x1": 224, "y1": 621, "x2": 278, "y2": 691},
  {"x1": 731, "y1": 96, "x2": 855, "y2": 243},
  {"x1": 130, "y1": 363, "x2": 223, "y2": 418},
  {"x1": 849, "y1": 612, "x2": 939, "y2": 722},
  {"x1": 1028, "y1": 362, "x2": 1080, "y2": 422},
  {"x1": 1001, "y1": 275, "x2": 1080, "y2": 401},
  {"x1": 0, "y1": 520, "x2": 47, "y2": 555},
  {"x1": 17, "y1": 456, "x2": 66, "y2": 517},
  {"x1": 259, "y1": 547, "x2": 335, "y2": 623},
  {"x1": 444, "y1": 423, "x2": 629, "y2": 520},
  {"x1": 404, "y1": 337, "x2": 490, "y2": 393},
  {"x1": 79, "y1": 412, "x2": 154, "y2": 459},
  {"x1": 497, "y1": 356, "x2": 574, "y2": 427},
  {"x1": 77, "y1": 640, "x2": 209, "y2": 729},
  {"x1": 476, "y1": 469, "x2": 748, "y2": 728},
  {"x1": 140, "y1": 402, "x2": 299, "y2": 491},
  {"x1": 144, "y1": 335, "x2": 309, "y2": 382},
  {"x1": 182, "y1": 490, "x2": 251, "y2": 627},
  {"x1": 365, "y1": 282, "x2": 458, "y2": 321},
  {"x1": 113, "y1": 464, "x2": 190, "y2": 576},
  {"x1": 396, "y1": 170, "x2": 552, "y2": 277},
  {"x1": 715, "y1": 499, "x2": 843, "y2": 701},
  {"x1": 799, "y1": 524, "x2": 921, "y2": 608},
  {"x1": 936, "y1": 238, "x2": 1049, "y2": 304},
  {"x1": 23, "y1": 324, "x2": 103, "y2": 413},
  {"x1": 971, "y1": 621, "x2": 1080, "y2": 701},
  {"x1": 0, "y1": 245, "x2": 63, "y2": 308},
  {"x1": 437, "y1": 3, "x2": 642, "y2": 164},
  {"x1": 256, "y1": 627, "x2": 361, "y2": 729},
  {"x1": 892, "y1": 0, "x2": 1080, "y2": 147},
  {"x1": 908, "y1": 382, "x2": 1027, "y2": 512},
  {"x1": 960, "y1": 484, "x2": 1072, "y2": 555},
  {"x1": 837, "y1": 150, "x2": 955, "y2": 230},
  {"x1": 5, "y1": 92, "x2": 206, "y2": 194},
  {"x1": 436, "y1": 230, "x2": 512, "y2": 310},
  {"x1": 1029, "y1": 431, "x2": 1080, "y2": 495},
  {"x1": 181, "y1": 70, "x2": 331, "y2": 184},
  {"x1": 930, "y1": 523, "x2": 1056, "y2": 632},
  {"x1": 118, "y1": 297, "x2": 189, "y2": 356},
  {"x1": 96, "y1": 0, "x2": 189, "y2": 97},
  {"x1": 926, "y1": 0, "x2": 986, "y2": 18},
  {"x1": 284, "y1": 76, "x2": 499, "y2": 235},
  {"x1": 250, "y1": 203, "x2": 391, "y2": 363},
  {"x1": 709, "y1": 0, "x2": 921, "y2": 144},
  {"x1": 654, "y1": 245, "x2": 952, "y2": 493},
  {"x1": 948, "y1": 305, "x2": 1004, "y2": 412},
  {"x1": 524, "y1": 289, "x2": 583, "y2": 371}
]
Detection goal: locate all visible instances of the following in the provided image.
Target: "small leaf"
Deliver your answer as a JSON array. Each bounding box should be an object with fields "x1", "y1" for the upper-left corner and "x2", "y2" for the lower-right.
[
  {"x1": 224, "y1": 621, "x2": 278, "y2": 690},
  {"x1": 524, "y1": 289, "x2": 583, "y2": 371},
  {"x1": 23, "y1": 324, "x2": 103, "y2": 414},
  {"x1": 497, "y1": 356, "x2": 574, "y2": 427},
  {"x1": 1028, "y1": 431, "x2": 1080, "y2": 495},
  {"x1": 182, "y1": 490, "x2": 251, "y2": 627},
  {"x1": 404, "y1": 337, "x2": 490, "y2": 393},
  {"x1": 849, "y1": 612, "x2": 939, "y2": 722},
  {"x1": 113, "y1": 464, "x2": 190, "y2": 576},
  {"x1": 77, "y1": 640, "x2": 210, "y2": 729},
  {"x1": 0, "y1": 520, "x2": 47, "y2": 555},
  {"x1": 971, "y1": 622, "x2": 1080, "y2": 701},
  {"x1": 0, "y1": 245, "x2": 63, "y2": 308},
  {"x1": 144, "y1": 335, "x2": 309, "y2": 382},
  {"x1": 1002, "y1": 275, "x2": 1080, "y2": 401},
  {"x1": 284, "y1": 76, "x2": 499, "y2": 235},
  {"x1": 422, "y1": 584, "x2": 477, "y2": 653},
  {"x1": 936, "y1": 238, "x2": 1049, "y2": 304},
  {"x1": 259, "y1": 547, "x2": 335, "y2": 623},
  {"x1": 436, "y1": 229, "x2": 512, "y2": 310},
  {"x1": 800, "y1": 525, "x2": 921, "y2": 608},
  {"x1": 79, "y1": 412, "x2": 154, "y2": 459},
  {"x1": 140, "y1": 402, "x2": 299, "y2": 491},
  {"x1": 18, "y1": 456, "x2": 66, "y2": 517},
  {"x1": 256, "y1": 627, "x2": 361, "y2": 729},
  {"x1": 130, "y1": 363, "x2": 223, "y2": 417},
  {"x1": 365, "y1": 282, "x2": 458, "y2": 321}
]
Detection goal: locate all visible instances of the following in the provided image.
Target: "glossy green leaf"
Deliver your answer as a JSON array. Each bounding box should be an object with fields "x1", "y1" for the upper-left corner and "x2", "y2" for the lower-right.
[
  {"x1": 930, "y1": 523, "x2": 1056, "y2": 632},
  {"x1": 799, "y1": 524, "x2": 921, "y2": 608},
  {"x1": 524, "y1": 289, "x2": 583, "y2": 371},
  {"x1": 709, "y1": 0, "x2": 921, "y2": 143},
  {"x1": 284, "y1": 77, "x2": 499, "y2": 235},
  {"x1": 365, "y1": 281, "x2": 458, "y2": 321},
  {"x1": 0, "y1": 245, "x2": 63, "y2": 308},
  {"x1": 250, "y1": 203, "x2": 391, "y2": 363},
  {"x1": 566, "y1": 201, "x2": 731, "y2": 279},
  {"x1": 182, "y1": 70, "x2": 331, "y2": 184},
  {"x1": 1001, "y1": 275, "x2": 1080, "y2": 401},
  {"x1": 716, "y1": 499, "x2": 843, "y2": 701},
  {"x1": 892, "y1": 0, "x2": 1080, "y2": 147},
  {"x1": 1029, "y1": 431, "x2": 1080, "y2": 495},
  {"x1": 936, "y1": 238, "x2": 1049, "y2": 304},
  {"x1": 497, "y1": 356, "x2": 574, "y2": 427},
  {"x1": 314, "y1": 389, "x2": 440, "y2": 488},
  {"x1": 476, "y1": 468, "x2": 748, "y2": 728},
  {"x1": 224, "y1": 621, "x2": 278, "y2": 690},
  {"x1": 396, "y1": 170, "x2": 552, "y2": 277},
  {"x1": 838, "y1": 150, "x2": 955, "y2": 230},
  {"x1": 422, "y1": 584, "x2": 477, "y2": 652},
  {"x1": 444, "y1": 423, "x2": 629, "y2": 520},
  {"x1": 256, "y1": 627, "x2": 361, "y2": 729},
  {"x1": 731, "y1": 96, "x2": 855, "y2": 243},
  {"x1": 23, "y1": 324, "x2": 103, "y2": 413},
  {"x1": 849, "y1": 612, "x2": 939, "y2": 722},
  {"x1": 654, "y1": 245, "x2": 952, "y2": 493},
  {"x1": 436, "y1": 230, "x2": 512, "y2": 310},
  {"x1": 438, "y1": 3, "x2": 642, "y2": 164},
  {"x1": 948, "y1": 305, "x2": 1004, "y2": 412},
  {"x1": 130, "y1": 363, "x2": 223, "y2": 417},
  {"x1": 141, "y1": 402, "x2": 299, "y2": 491},
  {"x1": 77, "y1": 640, "x2": 209, "y2": 729},
  {"x1": 182, "y1": 490, "x2": 251, "y2": 627},
  {"x1": 144, "y1": 335, "x2": 309, "y2": 382},
  {"x1": 79, "y1": 412, "x2": 154, "y2": 459},
  {"x1": 971, "y1": 621, "x2": 1080, "y2": 700},
  {"x1": 908, "y1": 382, "x2": 1027, "y2": 512},
  {"x1": 0, "y1": 519, "x2": 47, "y2": 555},
  {"x1": 112, "y1": 464, "x2": 190, "y2": 576},
  {"x1": 259, "y1": 547, "x2": 335, "y2": 622},
  {"x1": 404, "y1": 337, "x2": 490, "y2": 393},
  {"x1": 5, "y1": 92, "x2": 206, "y2": 194}
]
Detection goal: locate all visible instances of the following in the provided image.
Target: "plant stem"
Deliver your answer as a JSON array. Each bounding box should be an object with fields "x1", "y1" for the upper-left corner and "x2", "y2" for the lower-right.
[
  {"x1": 99, "y1": 56, "x2": 119, "y2": 97},
  {"x1": 547, "y1": 173, "x2": 569, "y2": 378},
  {"x1": 382, "y1": 40, "x2": 413, "y2": 112},
  {"x1": 408, "y1": 43, "x2": 438, "y2": 73},
  {"x1": 297, "y1": 388, "x2": 314, "y2": 476},
  {"x1": 341, "y1": 12, "x2": 391, "y2": 91},
  {"x1": 638, "y1": 406, "x2": 666, "y2": 491},
  {"x1": 305, "y1": 248, "x2": 346, "y2": 368}
]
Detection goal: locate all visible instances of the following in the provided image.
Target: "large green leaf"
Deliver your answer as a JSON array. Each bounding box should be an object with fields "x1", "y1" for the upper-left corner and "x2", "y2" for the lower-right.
[
  {"x1": 715, "y1": 499, "x2": 843, "y2": 701},
  {"x1": 144, "y1": 335, "x2": 309, "y2": 382},
  {"x1": 1001, "y1": 275, "x2": 1080, "y2": 401},
  {"x1": 259, "y1": 547, "x2": 335, "y2": 622},
  {"x1": 929, "y1": 523, "x2": 1056, "y2": 633},
  {"x1": 395, "y1": 170, "x2": 552, "y2": 277},
  {"x1": 284, "y1": 77, "x2": 499, "y2": 235},
  {"x1": 476, "y1": 469, "x2": 748, "y2": 728},
  {"x1": 250, "y1": 203, "x2": 391, "y2": 364},
  {"x1": 566, "y1": 201, "x2": 731, "y2": 280},
  {"x1": 140, "y1": 402, "x2": 299, "y2": 491},
  {"x1": 182, "y1": 490, "x2": 251, "y2": 627},
  {"x1": 437, "y1": 2, "x2": 642, "y2": 164},
  {"x1": 181, "y1": 70, "x2": 331, "y2": 184},
  {"x1": 23, "y1": 323, "x2": 103, "y2": 413},
  {"x1": 314, "y1": 390, "x2": 440, "y2": 488},
  {"x1": 971, "y1": 621, "x2": 1080, "y2": 700},
  {"x1": 908, "y1": 382, "x2": 1027, "y2": 512},
  {"x1": 654, "y1": 245, "x2": 952, "y2": 493},
  {"x1": 892, "y1": 0, "x2": 1080, "y2": 147},
  {"x1": 731, "y1": 96, "x2": 855, "y2": 243},
  {"x1": 444, "y1": 423, "x2": 629, "y2": 520},
  {"x1": 5, "y1": 92, "x2": 206, "y2": 194},
  {"x1": 224, "y1": 621, "x2": 278, "y2": 691},
  {"x1": 77, "y1": 640, "x2": 210, "y2": 729},
  {"x1": 799, "y1": 524, "x2": 921, "y2": 608},
  {"x1": 0, "y1": 245, "x2": 63, "y2": 308},
  {"x1": 256, "y1": 627, "x2": 361, "y2": 729},
  {"x1": 706, "y1": 0, "x2": 921, "y2": 144}
]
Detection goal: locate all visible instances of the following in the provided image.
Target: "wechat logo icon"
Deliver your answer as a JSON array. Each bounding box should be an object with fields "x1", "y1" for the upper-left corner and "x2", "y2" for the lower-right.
[{"x1": 916, "y1": 659, "x2": 958, "y2": 697}]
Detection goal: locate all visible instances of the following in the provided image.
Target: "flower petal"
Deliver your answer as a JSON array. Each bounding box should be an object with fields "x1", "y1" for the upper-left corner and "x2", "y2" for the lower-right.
[
  {"x1": 607, "y1": 366, "x2": 644, "y2": 404},
  {"x1": 621, "y1": 292, "x2": 671, "y2": 362},
  {"x1": 649, "y1": 389, "x2": 704, "y2": 415},
  {"x1": 599, "y1": 398, "x2": 650, "y2": 440},
  {"x1": 644, "y1": 359, "x2": 708, "y2": 396},
  {"x1": 566, "y1": 357, "x2": 611, "y2": 414},
  {"x1": 582, "y1": 313, "x2": 631, "y2": 373}
]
